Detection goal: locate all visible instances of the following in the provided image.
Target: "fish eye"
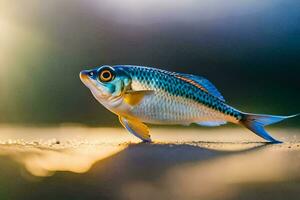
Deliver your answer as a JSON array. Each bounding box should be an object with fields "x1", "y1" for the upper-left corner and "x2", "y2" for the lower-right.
[{"x1": 98, "y1": 68, "x2": 115, "y2": 82}]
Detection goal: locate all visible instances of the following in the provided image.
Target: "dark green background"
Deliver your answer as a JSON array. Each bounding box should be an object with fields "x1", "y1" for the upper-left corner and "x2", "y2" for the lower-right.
[{"x1": 1, "y1": 0, "x2": 299, "y2": 126}]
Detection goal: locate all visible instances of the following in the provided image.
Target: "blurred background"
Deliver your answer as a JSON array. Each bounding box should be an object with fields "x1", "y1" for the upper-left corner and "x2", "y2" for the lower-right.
[
  {"x1": 1, "y1": 2, "x2": 300, "y2": 200},
  {"x1": 1, "y1": 0, "x2": 300, "y2": 126}
]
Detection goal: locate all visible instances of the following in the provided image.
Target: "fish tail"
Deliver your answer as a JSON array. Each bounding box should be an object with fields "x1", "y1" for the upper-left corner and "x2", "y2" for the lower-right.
[{"x1": 239, "y1": 112, "x2": 299, "y2": 143}]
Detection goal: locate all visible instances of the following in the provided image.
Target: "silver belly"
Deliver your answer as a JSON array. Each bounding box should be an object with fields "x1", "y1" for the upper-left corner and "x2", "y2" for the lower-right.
[{"x1": 130, "y1": 93, "x2": 228, "y2": 125}]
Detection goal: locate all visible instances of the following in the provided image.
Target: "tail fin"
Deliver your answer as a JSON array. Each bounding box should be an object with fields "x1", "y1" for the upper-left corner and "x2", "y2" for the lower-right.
[{"x1": 240, "y1": 113, "x2": 299, "y2": 143}]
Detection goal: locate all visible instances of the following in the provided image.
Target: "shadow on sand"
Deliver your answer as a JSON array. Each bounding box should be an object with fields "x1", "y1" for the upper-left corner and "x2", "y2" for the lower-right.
[{"x1": 0, "y1": 141, "x2": 274, "y2": 200}]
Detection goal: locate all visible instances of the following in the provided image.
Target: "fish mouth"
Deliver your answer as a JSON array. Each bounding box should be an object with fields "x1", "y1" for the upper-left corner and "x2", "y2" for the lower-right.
[{"x1": 79, "y1": 70, "x2": 92, "y2": 87}]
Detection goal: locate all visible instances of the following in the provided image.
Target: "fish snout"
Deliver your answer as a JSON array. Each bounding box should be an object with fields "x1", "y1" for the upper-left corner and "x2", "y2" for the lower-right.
[
  {"x1": 79, "y1": 70, "x2": 87, "y2": 80},
  {"x1": 80, "y1": 69, "x2": 95, "y2": 81},
  {"x1": 80, "y1": 70, "x2": 96, "y2": 88},
  {"x1": 79, "y1": 71, "x2": 85, "y2": 80}
]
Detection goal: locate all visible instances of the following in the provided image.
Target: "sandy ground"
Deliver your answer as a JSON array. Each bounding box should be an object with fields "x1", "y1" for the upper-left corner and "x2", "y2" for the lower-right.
[{"x1": 0, "y1": 125, "x2": 299, "y2": 200}]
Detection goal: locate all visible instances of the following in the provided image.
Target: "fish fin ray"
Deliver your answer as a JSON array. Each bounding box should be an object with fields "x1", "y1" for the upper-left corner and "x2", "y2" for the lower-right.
[
  {"x1": 124, "y1": 90, "x2": 154, "y2": 106},
  {"x1": 119, "y1": 116, "x2": 152, "y2": 142},
  {"x1": 175, "y1": 73, "x2": 225, "y2": 102},
  {"x1": 240, "y1": 113, "x2": 299, "y2": 143},
  {"x1": 196, "y1": 121, "x2": 227, "y2": 127}
]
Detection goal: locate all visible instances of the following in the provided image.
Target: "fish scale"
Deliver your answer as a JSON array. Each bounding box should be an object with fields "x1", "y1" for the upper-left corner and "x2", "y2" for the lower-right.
[{"x1": 122, "y1": 65, "x2": 240, "y2": 124}]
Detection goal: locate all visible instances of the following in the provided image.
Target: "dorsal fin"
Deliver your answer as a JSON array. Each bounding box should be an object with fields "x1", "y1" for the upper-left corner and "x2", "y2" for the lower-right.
[{"x1": 175, "y1": 73, "x2": 225, "y2": 102}]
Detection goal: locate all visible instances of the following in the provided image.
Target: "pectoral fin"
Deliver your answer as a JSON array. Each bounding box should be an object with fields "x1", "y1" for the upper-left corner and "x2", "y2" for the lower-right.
[
  {"x1": 124, "y1": 90, "x2": 154, "y2": 106},
  {"x1": 119, "y1": 116, "x2": 151, "y2": 142}
]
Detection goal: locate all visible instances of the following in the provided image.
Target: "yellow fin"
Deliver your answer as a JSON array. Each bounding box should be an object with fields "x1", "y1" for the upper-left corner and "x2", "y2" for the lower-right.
[
  {"x1": 124, "y1": 90, "x2": 154, "y2": 106},
  {"x1": 119, "y1": 116, "x2": 151, "y2": 142}
]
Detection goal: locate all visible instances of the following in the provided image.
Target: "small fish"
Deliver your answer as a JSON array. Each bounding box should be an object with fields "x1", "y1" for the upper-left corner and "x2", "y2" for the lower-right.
[{"x1": 80, "y1": 65, "x2": 298, "y2": 143}]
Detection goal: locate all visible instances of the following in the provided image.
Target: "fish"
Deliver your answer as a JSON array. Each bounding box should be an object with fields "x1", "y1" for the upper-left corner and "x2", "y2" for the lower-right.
[{"x1": 80, "y1": 65, "x2": 298, "y2": 143}]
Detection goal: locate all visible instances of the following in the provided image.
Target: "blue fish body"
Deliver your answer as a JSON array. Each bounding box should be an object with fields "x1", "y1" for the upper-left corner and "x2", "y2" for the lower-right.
[{"x1": 80, "y1": 65, "x2": 298, "y2": 143}]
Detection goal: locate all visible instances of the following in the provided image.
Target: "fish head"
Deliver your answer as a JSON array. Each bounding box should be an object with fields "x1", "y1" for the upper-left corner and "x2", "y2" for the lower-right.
[{"x1": 80, "y1": 65, "x2": 131, "y2": 108}]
